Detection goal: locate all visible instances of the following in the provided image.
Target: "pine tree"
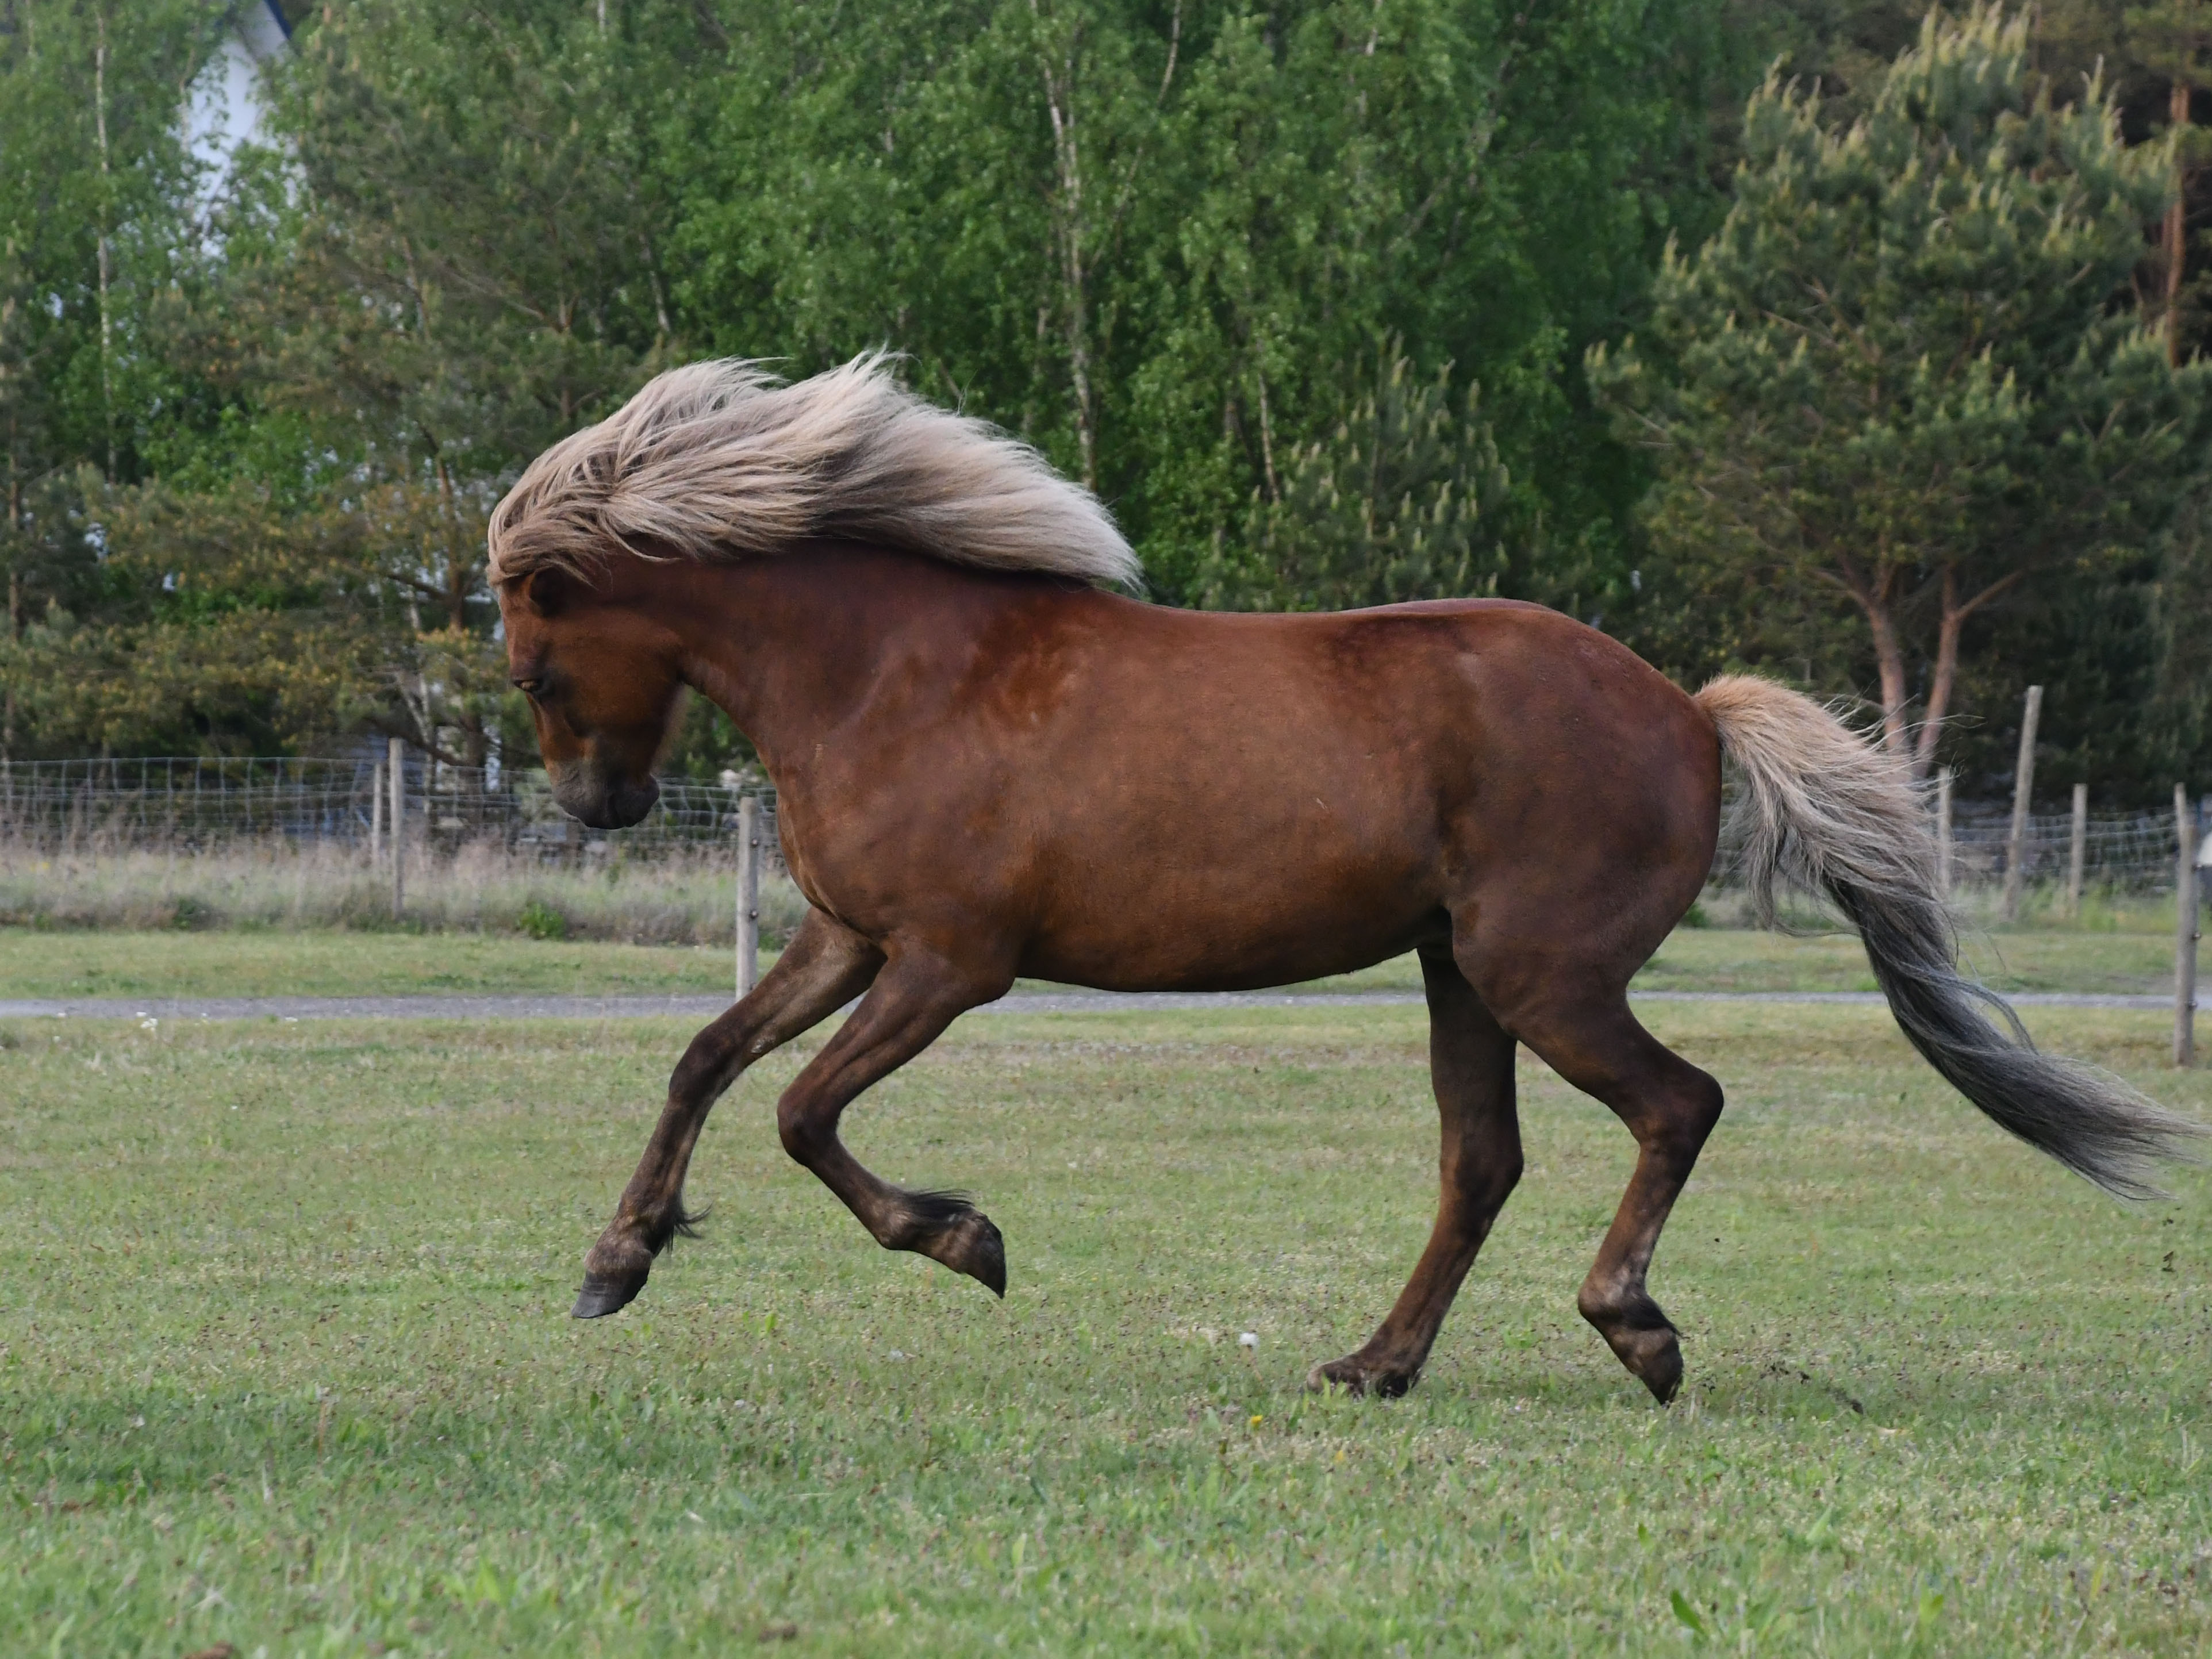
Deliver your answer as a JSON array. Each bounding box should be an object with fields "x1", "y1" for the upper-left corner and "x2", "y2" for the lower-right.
[{"x1": 1592, "y1": 6, "x2": 2211, "y2": 778}]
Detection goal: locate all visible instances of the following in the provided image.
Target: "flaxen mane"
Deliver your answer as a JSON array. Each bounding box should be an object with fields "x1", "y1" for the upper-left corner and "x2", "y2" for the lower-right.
[{"x1": 486, "y1": 353, "x2": 1140, "y2": 590}]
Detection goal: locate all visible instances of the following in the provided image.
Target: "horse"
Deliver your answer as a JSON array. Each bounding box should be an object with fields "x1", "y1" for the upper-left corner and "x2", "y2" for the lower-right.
[{"x1": 486, "y1": 354, "x2": 2198, "y2": 1402}]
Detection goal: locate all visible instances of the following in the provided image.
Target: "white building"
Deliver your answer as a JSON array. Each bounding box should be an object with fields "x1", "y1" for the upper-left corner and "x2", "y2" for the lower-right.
[{"x1": 181, "y1": 1, "x2": 290, "y2": 202}]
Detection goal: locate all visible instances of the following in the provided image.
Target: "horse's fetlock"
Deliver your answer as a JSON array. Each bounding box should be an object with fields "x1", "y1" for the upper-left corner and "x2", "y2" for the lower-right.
[
  {"x1": 1578, "y1": 1274, "x2": 1666, "y2": 1332},
  {"x1": 1307, "y1": 1352, "x2": 1423, "y2": 1398},
  {"x1": 585, "y1": 1232, "x2": 654, "y2": 1278},
  {"x1": 640, "y1": 1200, "x2": 704, "y2": 1254},
  {"x1": 871, "y1": 1212, "x2": 928, "y2": 1251}
]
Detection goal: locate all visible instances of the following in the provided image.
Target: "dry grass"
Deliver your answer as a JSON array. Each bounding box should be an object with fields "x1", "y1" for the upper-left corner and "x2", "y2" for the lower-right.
[{"x1": 0, "y1": 839, "x2": 810, "y2": 945}]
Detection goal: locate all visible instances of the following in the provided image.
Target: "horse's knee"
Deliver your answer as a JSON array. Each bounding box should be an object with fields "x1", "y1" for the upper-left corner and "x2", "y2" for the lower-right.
[
  {"x1": 669, "y1": 1019, "x2": 756, "y2": 1104},
  {"x1": 667, "y1": 1048, "x2": 721, "y2": 1105},
  {"x1": 1491, "y1": 1149, "x2": 1526, "y2": 1207},
  {"x1": 775, "y1": 1095, "x2": 828, "y2": 1166},
  {"x1": 1644, "y1": 1069, "x2": 1723, "y2": 1162},
  {"x1": 1453, "y1": 1146, "x2": 1522, "y2": 1213}
]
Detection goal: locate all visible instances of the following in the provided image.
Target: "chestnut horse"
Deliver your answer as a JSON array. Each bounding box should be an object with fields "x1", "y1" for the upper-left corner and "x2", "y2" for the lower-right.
[{"x1": 487, "y1": 356, "x2": 2195, "y2": 1401}]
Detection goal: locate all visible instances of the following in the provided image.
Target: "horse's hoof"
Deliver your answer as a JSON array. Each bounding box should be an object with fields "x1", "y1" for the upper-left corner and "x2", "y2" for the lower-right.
[
  {"x1": 573, "y1": 1268, "x2": 648, "y2": 1319},
  {"x1": 959, "y1": 1213, "x2": 1007, "y2": 1298},
  {"x1": 1305, "y1": 1355, "x2": 1417, "y2": 1398},
  {"x1": 1581, "y1": 1296, "x2": 1683, "y2": 1402},
  {"x1": 1626, "y1": 1331, "x2": 1684, "y2": 1404},
  {"x1": 920, "y1": 1210, "x2": 1006, "y2": 1297}
]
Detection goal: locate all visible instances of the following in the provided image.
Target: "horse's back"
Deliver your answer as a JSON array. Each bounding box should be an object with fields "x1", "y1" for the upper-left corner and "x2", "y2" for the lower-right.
[{"x1": 954, "y1": 590, "x2": 1721, "y2": 991}]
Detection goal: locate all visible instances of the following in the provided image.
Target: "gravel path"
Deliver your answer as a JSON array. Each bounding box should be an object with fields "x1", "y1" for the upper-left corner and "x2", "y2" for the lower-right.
[{"x1": 0, "y1": 988, "x2": 2178, "y2": 1021}]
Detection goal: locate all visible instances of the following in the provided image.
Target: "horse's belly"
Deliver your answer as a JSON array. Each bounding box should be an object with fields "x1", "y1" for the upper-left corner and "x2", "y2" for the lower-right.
[{"x1": 1017, "y1": 855, "x2": 1447, "y2": 993}]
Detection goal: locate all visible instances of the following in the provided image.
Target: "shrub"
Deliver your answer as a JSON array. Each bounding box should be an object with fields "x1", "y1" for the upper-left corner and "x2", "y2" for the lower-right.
[{"x1": 517, "y1": 898, "x2": 569, "y2": 941}]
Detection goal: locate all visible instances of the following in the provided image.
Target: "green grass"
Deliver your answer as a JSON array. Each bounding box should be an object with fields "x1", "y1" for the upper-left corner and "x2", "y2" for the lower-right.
[
  {"x1": 3, "y1": 1001, "x2": 2208, "y2": 1654},
  {"x1": 1631, "y1": 925, "x2": 2182, "y2": 997},
  {"x1": 0, "y1": 927, "x2": 758, "y2": 1000},
  {"x1": 0, "y1": 921, "x2": 2183, "y2": 1000}
]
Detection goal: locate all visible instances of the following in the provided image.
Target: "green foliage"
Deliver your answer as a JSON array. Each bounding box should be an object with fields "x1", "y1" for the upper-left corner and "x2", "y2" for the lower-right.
[
  {"x1": 2, "y1": 1, "x2": 703, "y2": 762},
  {"x1": 5, "y1": 0, "x2": 2212, "y2": 800},
  {"x1": 1197, "y1": 350, "x2": 1509, "y2": 610},
  {"x1": 1593, "y1": 7, "x2": 2211, "y2": 775},
  {"x1": 515, "y1": 896, "x2": 568, "y2": 941},
  {"x1": 678, "y1": 0, "x2": 1730, "y2": 607},
  {"x1": 0, "y1": 1, "x2": 240, "y2": 752},
  {"x1": 0, "y1": 0, "x2": 1738, "y2": 766}
]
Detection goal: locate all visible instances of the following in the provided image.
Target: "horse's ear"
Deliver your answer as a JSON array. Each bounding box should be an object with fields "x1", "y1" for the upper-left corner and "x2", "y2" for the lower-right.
[{"x1": 521, "y1": 567, "x2": 576, "y2": 619}]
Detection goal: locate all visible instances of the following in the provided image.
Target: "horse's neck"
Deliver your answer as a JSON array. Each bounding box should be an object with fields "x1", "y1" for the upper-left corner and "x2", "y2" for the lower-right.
[{"x1": 650, "y1": 546, "x2": 1048, "y2": 773}]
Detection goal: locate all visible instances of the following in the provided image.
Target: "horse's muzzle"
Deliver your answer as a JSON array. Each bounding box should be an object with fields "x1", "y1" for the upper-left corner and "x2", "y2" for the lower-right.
[{"x1": 551, "y1": 765, "x2": 660, "y2": 830}]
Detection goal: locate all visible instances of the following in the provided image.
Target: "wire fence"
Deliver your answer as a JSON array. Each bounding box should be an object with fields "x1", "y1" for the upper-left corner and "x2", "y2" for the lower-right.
[
  {"x1": 0, "y1": 755, "x2": 2192, "y2": 894},
  {"x1": 0, "y1": 755, "x2": 786, "y2": 875},
  {"x1": 1707, "y1": 799, "x2": 2186, "y2": 893}
]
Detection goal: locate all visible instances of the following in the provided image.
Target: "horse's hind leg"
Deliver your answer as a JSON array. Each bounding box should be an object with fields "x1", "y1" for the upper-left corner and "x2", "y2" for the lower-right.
[
  {"x1": 1308, "y1": 945, "x2": 1522, "y2": 1398},
  {"x1": 1485, "y1": 980, "x2": 1723, "y2": 1403},
  {"x1": 773, "y1": 945, "x2": 1013, "y2": 1295},
  {"x1": 575, "y1": 909, "x2": 883, "y2": 1318}
]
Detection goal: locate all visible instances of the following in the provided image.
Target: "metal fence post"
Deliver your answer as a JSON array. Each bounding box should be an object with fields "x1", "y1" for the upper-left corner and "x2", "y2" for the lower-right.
[
  {"x1": 389, "y1": 737, "x2": 406, "y2": 921},
  {"x1": 1936, "y1": 767, "x2": 1954, "y2": 898},
  {"x1": 736, "y1": 794, "x2": 761, "y2": 1000},
  {"x1": 2176, "y1": 783, "x2": 2196, "y2": 1069},
  {"x1": 2003, "y1": 685, "x2": 2042, "y2": 923},
  {"x1": 2065, "y1": 782, "x2": 2087, "y2": 920}
]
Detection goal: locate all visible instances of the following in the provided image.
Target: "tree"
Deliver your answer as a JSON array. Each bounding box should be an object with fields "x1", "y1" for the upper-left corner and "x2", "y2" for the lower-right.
[
  {"x1": 0, "y1": 0, "x2": 226, "y2": 755},
  {"x1": 1592, "y1": 7, "x2": 2210, "y2": 778},
  {"x1": 1195, "y1": 348, "x2": 1508, "y2": 611},
  {"x1": 237, "y1": 0, "x2": 704, "y2": 767},
  {"x1": 673, "y1": 0, "x2": 1735, "y2": 610}
]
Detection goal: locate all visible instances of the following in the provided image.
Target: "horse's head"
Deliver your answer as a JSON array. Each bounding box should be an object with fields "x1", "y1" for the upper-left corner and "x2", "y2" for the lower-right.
[{"x1": 496, "y1": 564, "x2": 684, "y2": 830}]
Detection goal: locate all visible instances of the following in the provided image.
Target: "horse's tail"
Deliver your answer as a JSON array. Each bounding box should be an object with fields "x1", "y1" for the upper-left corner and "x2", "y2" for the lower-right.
[{"x1": 1693, "y1": 674, "x2": 2202, "y2": 1199}]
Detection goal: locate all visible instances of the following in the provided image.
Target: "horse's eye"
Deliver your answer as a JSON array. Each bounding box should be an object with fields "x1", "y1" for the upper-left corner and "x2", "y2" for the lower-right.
[{"x1": 513, "y1": 677, "x2": 544, "y2": 698}]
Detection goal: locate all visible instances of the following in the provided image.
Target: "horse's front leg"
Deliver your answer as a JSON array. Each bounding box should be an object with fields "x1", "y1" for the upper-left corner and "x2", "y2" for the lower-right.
[
  {"x1": 773, "y1": 945, "x2": 1013, "y2": 1295},
  {"x1": 574, "y1": 909, "x2": 883, "y2": 1317}
]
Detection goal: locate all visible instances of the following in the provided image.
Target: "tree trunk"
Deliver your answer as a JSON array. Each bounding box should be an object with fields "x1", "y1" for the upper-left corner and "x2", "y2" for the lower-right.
[
  {"x1": 1915, "y1": 568, "x2": 1967, "y2": 784},
  {"x1": 1866, "y1": 594, "x2": 1910, "y2": 762},
  {"x1": 2170, "y1": 78, "x2": 2192, "y2": 367},
  {"x1": 4, "y1": 484, "x2": 18, "y2": 756},
  {"x1": 433, "y1": 458, "x2": 473, "y2": 632},
  {"x1": 94, "y1": 7, "x2": 116, "y2": 478},
  {"x1": 2, "y1": 566, "x2": 16, "y2": 759},
  {"x1": 1830, "y1": 554, "x2": 1913, "y2": 763},
  {"x1": 1911, "y1": 564, "x2": 2025, "y2": 781},
  {"x1": 1034, "y1": 7, "x2": 1099, "y2": 491}
]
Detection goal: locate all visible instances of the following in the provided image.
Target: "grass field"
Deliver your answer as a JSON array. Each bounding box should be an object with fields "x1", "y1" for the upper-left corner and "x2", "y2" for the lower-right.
[
  {"x1": 3, "y1": 999, "x2": 2209, "y2": 1655},
  {"x1": 0, "y1": 919, "x2": 2187, "y2": 1000}
]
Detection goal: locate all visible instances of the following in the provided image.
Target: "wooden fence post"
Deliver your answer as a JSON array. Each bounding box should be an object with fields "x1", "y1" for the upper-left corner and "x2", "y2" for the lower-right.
[
  {"x1": 2065, "y1": 782, "x2": 2087, "y2": 920},
  {"x1": 370, "y1": 761, "x2": 384, "y2": 862},
  {"x1": 2176, "y1": 783, "x2": 2196, "y2": 1068},
  {"x1": 1936, "y1": 767, "x2": 1954, "y2": 898},
  {"x1": 2003, "y1": 685, "x2": 2042, "y2": 923},
  {"x1": 736, "y1": 794, "x2": 761, "y2": 1000},
  {"x1": 389, "y1": 736, "x2": 405, "y2": 921}
]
